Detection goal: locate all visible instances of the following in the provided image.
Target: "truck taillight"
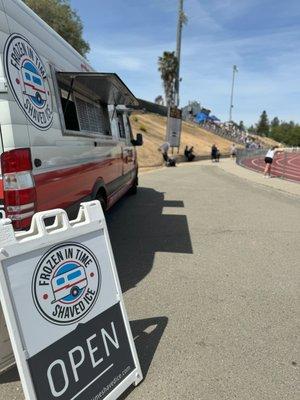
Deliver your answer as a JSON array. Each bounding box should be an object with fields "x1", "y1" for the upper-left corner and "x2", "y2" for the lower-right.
[
  {"x1": 1, "y1": 148, "x2": 33, "y2": 173},
  {"x1": 1, "y1": 148, "x2": 36, "y2": 230}
]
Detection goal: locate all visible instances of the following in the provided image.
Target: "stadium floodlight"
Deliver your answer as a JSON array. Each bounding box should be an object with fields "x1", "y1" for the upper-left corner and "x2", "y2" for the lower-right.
[{"x1": 229, "y1": 65, "x2": 238, "y2": 122}]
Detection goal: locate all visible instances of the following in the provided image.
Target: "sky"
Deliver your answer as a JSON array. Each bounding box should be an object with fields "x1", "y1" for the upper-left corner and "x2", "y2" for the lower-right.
[{"x1": 70, "y1": 0, "x2": 300, "y2": 126}]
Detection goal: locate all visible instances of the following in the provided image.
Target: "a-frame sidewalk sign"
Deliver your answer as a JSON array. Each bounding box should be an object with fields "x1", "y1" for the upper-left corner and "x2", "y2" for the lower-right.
[{"x1": 0, "y1": 201, "x2": 143, "y2": 400}]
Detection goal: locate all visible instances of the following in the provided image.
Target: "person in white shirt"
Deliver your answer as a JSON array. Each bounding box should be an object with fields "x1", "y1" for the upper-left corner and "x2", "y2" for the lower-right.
[
  {"x1": 158, "y1": 142, "x2": 170, "y2": 163},
  {"x1": 230, "y1": 143, "x2": 237, "y2": 158},
  {"x1": 264, "y1": 146, "x2": 284, "y2": 177}
]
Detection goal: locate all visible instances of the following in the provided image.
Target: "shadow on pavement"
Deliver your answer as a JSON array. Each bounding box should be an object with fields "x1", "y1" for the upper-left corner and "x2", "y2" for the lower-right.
[
  {"x1": 106, "y1": 187, "x2": 193, "y2": 292},
  {"x1": 119, "y1": 316, "x2": 168, "y2": 399},
  {"x1": 0, "y1": 365, "x2": 19, "y2": 384}
]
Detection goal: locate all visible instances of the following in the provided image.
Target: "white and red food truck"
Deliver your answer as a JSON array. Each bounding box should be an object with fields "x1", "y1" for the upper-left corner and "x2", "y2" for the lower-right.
[{"x1": 0, "y1": 0, "x2": 142, "y2": 230}]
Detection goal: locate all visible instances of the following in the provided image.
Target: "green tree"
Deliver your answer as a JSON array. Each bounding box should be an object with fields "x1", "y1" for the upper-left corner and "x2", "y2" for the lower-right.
[
  {"x1": 256, "y1": 110, "x2": 270, "y2": 136},
  {"x1": 23, "y1": 0, "x2": 90, "y2": 57},
  {"x1": 289, "y1": 120, "x2": 295, "y2": 128},
  {"x1": 248, "y1": 125, "x2": 255, "y2": 133},
  {"x1": 269, "y1": 120, "x2": 300, "y2": 146},
  {"x1": 158, "y1": 51, "x2": 178, "y2": 107},
  {"x1": 271, "y1": 117, "x2": 280, "y2": 130}
]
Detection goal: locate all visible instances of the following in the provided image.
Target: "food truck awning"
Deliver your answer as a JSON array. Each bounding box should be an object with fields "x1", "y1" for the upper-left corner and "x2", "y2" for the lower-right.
[{"x1": 56, "y1": 72, "x2": 139, "y2": 107}]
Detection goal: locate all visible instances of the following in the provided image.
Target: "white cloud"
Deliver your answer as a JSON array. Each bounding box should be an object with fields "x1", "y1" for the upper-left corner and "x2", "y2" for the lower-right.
[
  {"x1": 88, "y1": 38, "x2": 176, "y2": 102},
  {"x1": 117, "y1": 57, "x2": 143, "y2": 71},
  {"x1": 177, "y1": 25, "x2": 300, "y2": 124},
  {"x1": 185, "y1": 0, "x2": 223, "y2": 32},
  {"x1": 84, "y1": 1, "x2": 300, "y2": 125},
  {"x1": 207, "y1": 0, "x2": 259, "y2": 20}
]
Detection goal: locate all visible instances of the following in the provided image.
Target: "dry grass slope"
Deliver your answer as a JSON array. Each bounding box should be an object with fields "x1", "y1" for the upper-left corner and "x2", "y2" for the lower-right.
[
  {"x1": 130, "y1": 113, "x2": 281, "y2": 169},
  {"x1": 130, "y1": 113, "x2": 235, "y2": 168},
  {"x1": 250, "y1": 134, "x2": 279, "y2": 148}
]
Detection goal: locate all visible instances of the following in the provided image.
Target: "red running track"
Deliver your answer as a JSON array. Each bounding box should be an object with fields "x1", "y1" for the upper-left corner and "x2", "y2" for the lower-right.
[{"x1": 241, "y1": 152, "x2": 300, "y2": 183}]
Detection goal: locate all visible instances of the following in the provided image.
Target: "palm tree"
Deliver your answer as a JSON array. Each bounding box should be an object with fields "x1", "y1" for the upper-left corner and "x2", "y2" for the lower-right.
[{"x1": 158, "y1": 51, "x2": 178, "y2": 107}]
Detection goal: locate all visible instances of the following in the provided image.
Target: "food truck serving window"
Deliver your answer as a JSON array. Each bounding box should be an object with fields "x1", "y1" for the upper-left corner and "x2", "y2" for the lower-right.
[
  {"x1": 75, "y1": 96, "x2": 110, "y2": 135},
  {"x1": 55, "y1": 72, "x2": 139, "y2": 139}
]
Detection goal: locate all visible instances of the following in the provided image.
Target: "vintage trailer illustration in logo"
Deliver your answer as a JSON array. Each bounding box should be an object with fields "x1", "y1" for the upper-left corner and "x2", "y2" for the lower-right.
[
  {"x1": 21, "y1": 61, "x2": 47, "y2": 107},
  {"x1": 32, "y1": 243, "x2": 101, "y2": 325},
  {"x1": 4, "y1": 33, "x2": 53, "y2": 130},
  {"x1": 51, "y1": 263, "x2": 88, "y2": 303}
]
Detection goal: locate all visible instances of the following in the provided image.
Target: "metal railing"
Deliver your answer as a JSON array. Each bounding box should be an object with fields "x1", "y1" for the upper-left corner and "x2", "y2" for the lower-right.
[{"x1": 236, "y1": 147, "x2": 300, "y2": 183}]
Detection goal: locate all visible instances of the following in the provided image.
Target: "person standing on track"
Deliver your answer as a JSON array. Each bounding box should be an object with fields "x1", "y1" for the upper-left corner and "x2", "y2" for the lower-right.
[{"x1": 263, "y1": 146, "x2": 284, "y2": 177}]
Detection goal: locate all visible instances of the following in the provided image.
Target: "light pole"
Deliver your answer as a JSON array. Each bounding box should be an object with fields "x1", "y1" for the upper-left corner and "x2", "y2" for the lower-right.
[
  {"x1": 229, "y1": 65, "x2": 238, "y2": 122},
  {"x1": 175, "y1": 0, "x2": 184, "y2": 107}
]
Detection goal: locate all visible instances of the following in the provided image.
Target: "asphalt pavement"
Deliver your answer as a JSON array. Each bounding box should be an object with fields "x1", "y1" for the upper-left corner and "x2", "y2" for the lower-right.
[{"x1": 1, "y1": 163, "x2": 299, "y2": 399}]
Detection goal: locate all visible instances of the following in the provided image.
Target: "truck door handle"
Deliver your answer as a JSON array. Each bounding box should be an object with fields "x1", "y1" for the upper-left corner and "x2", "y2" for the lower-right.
[{"x1": 34, "y1": 158, "x2": 42, "y2": 167}]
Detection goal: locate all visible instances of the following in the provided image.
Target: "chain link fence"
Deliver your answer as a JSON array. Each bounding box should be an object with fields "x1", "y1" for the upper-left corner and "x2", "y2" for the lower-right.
[{"x1": 236, "y1": 147, "x2": 300, "y2": 183}]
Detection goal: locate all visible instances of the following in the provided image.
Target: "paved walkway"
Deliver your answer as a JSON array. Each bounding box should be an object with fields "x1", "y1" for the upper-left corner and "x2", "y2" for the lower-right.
[
  {"x1": 0, "y1": 163, "x2": 299, "y2": 399},
  {"x1": 176, "y1": 158, "x2": 300, "y2": 197},
  {"x1": 218, "y1": 158, "x2": 300, "y2": 197},
  {"x1": 119, "y1": 165, "x2": 300, "y2": 399}
]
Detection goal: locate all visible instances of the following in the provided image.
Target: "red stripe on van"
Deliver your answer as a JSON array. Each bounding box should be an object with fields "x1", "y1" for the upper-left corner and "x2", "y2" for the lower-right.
[
  {"x1": 33, "y1": 157, "x2": 124, "y2": 212},
  {"x1": 1, "y1": 155, "x2": 136, "y2": 224}
]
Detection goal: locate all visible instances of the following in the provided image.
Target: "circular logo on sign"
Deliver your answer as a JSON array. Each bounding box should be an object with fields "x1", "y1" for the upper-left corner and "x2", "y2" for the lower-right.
[
  {"x1": 32, "y1": 243, "x2": 101, "y2": 325},
  {"x1": 4, "y1": 33, "x2": 53, "y2": 130}
]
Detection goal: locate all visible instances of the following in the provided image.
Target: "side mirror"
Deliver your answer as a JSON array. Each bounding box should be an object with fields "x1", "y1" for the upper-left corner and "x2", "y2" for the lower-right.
[{"x1": 131, "y1": 133, "x2": 143, "y2": 146}]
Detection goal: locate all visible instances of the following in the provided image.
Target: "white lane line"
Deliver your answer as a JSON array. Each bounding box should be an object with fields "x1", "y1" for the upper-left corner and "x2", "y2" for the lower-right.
[
  {"x1": 287, "y1": 154, "x2": 300, "y2": 166},
  {"x1": 244, "y1": 157, "x2": 300, "y2": 180}
]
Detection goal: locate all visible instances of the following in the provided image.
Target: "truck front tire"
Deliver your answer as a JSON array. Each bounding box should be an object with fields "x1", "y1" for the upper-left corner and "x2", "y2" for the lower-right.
[
  {"x1": 95, "y1": 189, "x2": 107, "y2": 211},
  {"x1": 128, "y1": 176, "x2": 138, "y2": 195}
]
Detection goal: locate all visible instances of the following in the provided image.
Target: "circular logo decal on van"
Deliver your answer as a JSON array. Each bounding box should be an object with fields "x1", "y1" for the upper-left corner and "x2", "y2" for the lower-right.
[
  {"x1": 32, "y1": 243, "x2": 101, "y2": 325},
  {"x1": 4, "y1": 33, "x2": 53, "y2": 130}
]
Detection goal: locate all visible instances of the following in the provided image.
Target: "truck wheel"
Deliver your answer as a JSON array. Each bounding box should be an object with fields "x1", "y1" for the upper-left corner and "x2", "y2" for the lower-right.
[
  {"x1": 129, "y1": 177, "x2": 138, "y2": 195},
  {"x1": 96, "y1": 190, "x2": 107, "y2": 211}
]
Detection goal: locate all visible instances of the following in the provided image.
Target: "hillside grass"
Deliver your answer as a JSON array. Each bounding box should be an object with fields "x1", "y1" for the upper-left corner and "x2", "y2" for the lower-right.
[{"x1": 130, "y1": 113, "x2": 237, "y2": 168}]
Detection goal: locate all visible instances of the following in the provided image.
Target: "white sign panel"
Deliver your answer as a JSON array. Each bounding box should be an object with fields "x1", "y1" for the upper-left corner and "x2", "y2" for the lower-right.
[
  {"x1": 166, "y1": 106, "x2": 182, "y2": 148},
  {"x1": 0, "y1": 202, "x2": 142, "y2": 400}
]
